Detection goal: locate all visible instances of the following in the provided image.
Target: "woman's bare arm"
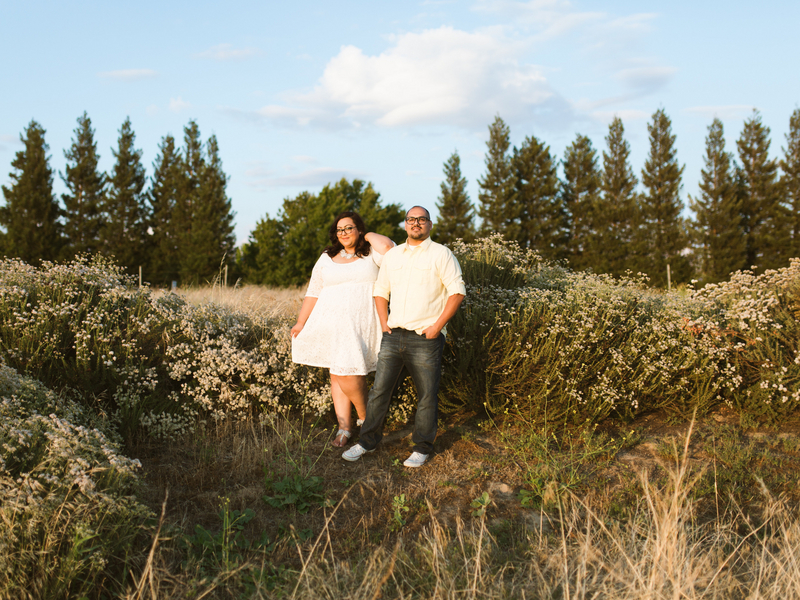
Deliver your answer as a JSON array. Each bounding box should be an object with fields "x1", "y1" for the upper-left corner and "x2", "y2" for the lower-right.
[
  {"x1": 290, "y1": 296, "x2": 318, "y2": 337},
  {"x1": 364, "y1": 232, "x2": 395, "y2": 255}
]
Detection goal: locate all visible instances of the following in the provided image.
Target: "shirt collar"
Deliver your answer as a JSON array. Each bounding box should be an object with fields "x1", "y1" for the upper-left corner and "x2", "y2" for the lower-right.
[{"x1": 402, "y1": 236, "x2": 433, "y2": 253}]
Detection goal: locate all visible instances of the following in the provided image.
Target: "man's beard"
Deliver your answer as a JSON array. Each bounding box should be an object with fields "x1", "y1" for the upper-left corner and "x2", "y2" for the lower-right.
[{"x1": 408, "y1": 228, "x2": 428, "y2": 240}]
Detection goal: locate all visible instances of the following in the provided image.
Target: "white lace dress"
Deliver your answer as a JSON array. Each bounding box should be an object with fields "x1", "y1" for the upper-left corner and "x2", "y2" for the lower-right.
[{"x1": 291, "y1": 251, "x2": 384, "y2": 376}]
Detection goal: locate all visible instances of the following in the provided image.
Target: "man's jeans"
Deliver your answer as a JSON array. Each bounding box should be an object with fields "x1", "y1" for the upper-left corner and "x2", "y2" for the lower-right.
[{"x1": 358, "y1": 329, "x2": 445, "y2": 455}]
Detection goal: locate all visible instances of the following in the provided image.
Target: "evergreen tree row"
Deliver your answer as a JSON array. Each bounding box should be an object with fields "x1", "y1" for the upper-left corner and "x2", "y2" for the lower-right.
[
  {"x1": 435, "y1": 108, "x2": 800, "y2": 286},
  {"x1": 0, "y1": 114, "x2": 236, "y2": 286}
]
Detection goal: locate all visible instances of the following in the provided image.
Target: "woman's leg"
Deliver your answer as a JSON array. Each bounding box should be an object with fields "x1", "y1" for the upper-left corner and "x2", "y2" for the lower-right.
[
  {"x1": 330, "y1": 374, "x2": 353, "y2": 431},
  {"x1": 333, "y1": 374, "x2": 368, "y2": 422}
]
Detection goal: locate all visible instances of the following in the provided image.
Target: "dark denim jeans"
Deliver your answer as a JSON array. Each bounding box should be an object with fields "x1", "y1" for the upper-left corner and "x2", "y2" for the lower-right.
[{"x1": 358, "y1": 328, "x2": 445, "y2": 455}]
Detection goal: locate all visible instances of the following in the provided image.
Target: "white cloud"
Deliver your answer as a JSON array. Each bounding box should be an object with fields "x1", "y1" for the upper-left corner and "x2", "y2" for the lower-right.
[
  {"x1": 245, "y1": 166, "x2": 366, "y2": 189},
  {"x1": 575, "y1": 63, "x2": 677, "y2": 113},
  {"x1": 146, "y1": 104, "x2": 159, "y2": 116},
  {"x1": 230, "y1": 26, "x2": 572, "y2": 132},
  {"x1": 616, "y1": 66, "x2": 677, "y2": 93},
  {"x1": 0, "y1": 133, "x2": 19, "y2": 153},
  {"x1": 603, "y1": 13, "x2": 658, "y2": 35},
  {"x1": 169, "y1": 97, "x2": 192, "y2": 113},
  {"x1": 472, "y1": 0, "x2": 605, "y2": 41},
  {"x1": 590, "y1": 109, "x2": 650, "y2": 123},
  {"x1": 98, "y1": 69, "x2": 157, "y2": 81},
  {"x1": 292, "y1": 155, "x2": 319, "y2": 164},
  {"x1": 685, "y1": 105, "x2": 756, "y2": 121},
  {"x1": 194, "y1": 43, "x2": 259, "y2": 61}
]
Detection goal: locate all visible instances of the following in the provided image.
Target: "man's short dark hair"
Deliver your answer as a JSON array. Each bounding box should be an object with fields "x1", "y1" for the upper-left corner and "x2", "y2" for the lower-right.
[{"x1": 406, "y1": 206, "x2": 431, "y2": 220}]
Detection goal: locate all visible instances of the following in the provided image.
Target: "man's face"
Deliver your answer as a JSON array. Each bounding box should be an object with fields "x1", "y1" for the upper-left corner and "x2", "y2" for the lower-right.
[{"x1": 405, "y1": 208, "x2": 432, "y2": 242}]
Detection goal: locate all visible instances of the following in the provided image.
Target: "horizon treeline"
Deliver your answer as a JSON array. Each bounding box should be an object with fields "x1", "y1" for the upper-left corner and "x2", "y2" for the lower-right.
[
  {"x1": 4, "y1": 107, "x2": 800, "y2": 289},
  {"x1": 0, "y1": 113, "x2": 235, "y2": 286},
  {"x1": 436, "y1": 107, "x2": 800, "y2": 287}
]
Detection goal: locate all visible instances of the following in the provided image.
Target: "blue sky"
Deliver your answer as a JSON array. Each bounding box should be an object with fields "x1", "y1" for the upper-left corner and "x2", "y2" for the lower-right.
[{"x1": 2, "y1": 0, "x2": 799, "y2": 245}]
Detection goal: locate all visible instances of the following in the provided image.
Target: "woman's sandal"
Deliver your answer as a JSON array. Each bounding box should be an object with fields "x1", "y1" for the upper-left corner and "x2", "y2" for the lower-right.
[{"x1": 331, "y1": 428, "x2": 352, "y2": 447}]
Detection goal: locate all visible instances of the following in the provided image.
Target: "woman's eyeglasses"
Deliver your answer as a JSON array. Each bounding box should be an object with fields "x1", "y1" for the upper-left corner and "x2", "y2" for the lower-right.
[{"x1": 336, "y1": 225, "x2": 357, "y2": 236}]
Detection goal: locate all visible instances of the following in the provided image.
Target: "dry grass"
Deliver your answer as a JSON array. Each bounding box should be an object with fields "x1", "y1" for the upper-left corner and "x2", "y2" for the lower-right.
[
  {"x1": 124, "y1": 414, "x2": 800, "y2": 599},
  {"x1": 155, "y1": 284, "x2": 304, "y2": 319}
]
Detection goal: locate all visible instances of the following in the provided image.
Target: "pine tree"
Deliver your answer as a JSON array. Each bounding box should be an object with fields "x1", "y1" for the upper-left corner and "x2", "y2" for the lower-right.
[
  {"x1": 780, "y1": 108, "x2": 800, "y2": 260},
  {"x1": 179, "y1": 134, "x2": 236, "y2": 283},
  {"x1": 639, "y1": 108, "x2": 690, "y2": 287},
  {"x1": 689, "y1": 118, "x2": 746, "y2": 283},
  {"x1": 737, "y1": 109, "x2": 787, "y2": 270},
  {"x1": 596, "y1": 117, "x2": 639, "y2": 277},
  {"x1": 100, "y1": 117, "x2": 148, "y2": 273},
  {"x1": 174, "y1": 120, "x2": 204, "y2": 282},
  {"x1": 561, "y1": 134, "x2": 600, "y2": 270},
  {"x1": 148, "y1": 135, "x2": 183, "y2": 285},
  {"x1": 62, "y1": 112, "x2": 106, "y2": 258},
  {"x1": 477, "y1": 116, "x2": 514, "y2": 237},
  {"x1": 0, "y1": 120, "x2": 63, "y2": 262},
  {"x1": 511, "y1": 134, "x2": 564, "y2": 258},
  {"x1": 435, "y1": 151, "x2": 475, "y2": 245}
]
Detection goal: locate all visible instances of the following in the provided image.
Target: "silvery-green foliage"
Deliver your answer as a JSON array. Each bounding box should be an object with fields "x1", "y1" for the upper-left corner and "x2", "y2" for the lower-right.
[
  {"x1": 692, "y1": 259, "x2": 800, "y2": 420},
  {"x1": 0, "y1": 363, "x2": 151, "y2": 596},
  {"x1": 444, "y1": 236, "x2": 799, "y2": 425},
  {"x1": 152, "y1": 295, "x2": 332, "y2": 428},
  {"x1": 0, "y1": 256, "x2": 332, "y2": 440}
]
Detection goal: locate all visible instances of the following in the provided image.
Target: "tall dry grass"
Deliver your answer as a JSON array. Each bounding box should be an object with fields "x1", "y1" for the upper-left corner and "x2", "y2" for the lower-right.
[
  {"x1": 164, "y1": 283, "x2": 304, "y2": 319},
  {"x1": 124, "y1": 422, "x2": 800, "y2": 600}
]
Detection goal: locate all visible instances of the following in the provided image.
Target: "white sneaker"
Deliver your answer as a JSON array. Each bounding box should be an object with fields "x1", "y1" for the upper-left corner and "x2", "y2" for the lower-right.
[
  {"x1": 342, "y1": 443, "x2": 374, "y2": 462},
  {"x1": 403, "y1": 452, "x2": 429, "y2": 468}
]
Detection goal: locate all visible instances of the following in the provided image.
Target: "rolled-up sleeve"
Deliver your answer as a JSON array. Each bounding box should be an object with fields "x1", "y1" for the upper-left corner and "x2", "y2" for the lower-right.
[
  {"x1": 373, "y1": 255, "x2": 392, "y2": 300},
  {"x1": 438, "y1": 251, "x2": 467, "y2": 297}
]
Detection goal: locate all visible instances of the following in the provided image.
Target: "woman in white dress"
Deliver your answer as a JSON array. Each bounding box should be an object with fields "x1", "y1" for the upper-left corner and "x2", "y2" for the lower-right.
[{"x1": 291, "y1": 211, "x2": 395, "y2": 447}]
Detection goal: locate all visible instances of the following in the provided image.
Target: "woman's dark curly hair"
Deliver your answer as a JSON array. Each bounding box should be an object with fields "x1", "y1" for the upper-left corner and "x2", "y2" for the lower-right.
[{"x1": 324, "y1": 211, "x2": 371, "y2": 258}]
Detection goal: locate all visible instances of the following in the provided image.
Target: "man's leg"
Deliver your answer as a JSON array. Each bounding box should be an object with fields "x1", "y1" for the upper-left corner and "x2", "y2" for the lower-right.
[
  {"x1": 404, "y1": 333, "x2": 445, "y2": 455},
  {"x1": 356, "y1": 330, "x2": 406, "y2": 450}
]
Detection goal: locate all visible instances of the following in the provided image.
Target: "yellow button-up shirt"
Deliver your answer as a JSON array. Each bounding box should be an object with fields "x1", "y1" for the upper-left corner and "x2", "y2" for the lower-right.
[{"x1": 373, "y1": 237, "x2": 466, "y2": 335}]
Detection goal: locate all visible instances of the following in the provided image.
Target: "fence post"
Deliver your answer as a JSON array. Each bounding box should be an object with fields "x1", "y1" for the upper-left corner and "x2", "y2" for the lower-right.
[
  {"x1": 139, "y1": 265, "x2": 142, "y2": 288},
  {"x1": 224, "y1": 264, "x2": 228, "y2": 287},
  {"x1": 667, "y1": 264, "x2": 671, "y2": 291}
]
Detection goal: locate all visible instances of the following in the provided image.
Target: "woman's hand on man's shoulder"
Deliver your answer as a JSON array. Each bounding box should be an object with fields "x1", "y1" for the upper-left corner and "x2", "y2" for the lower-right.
[{"x1": 364, "y1": 232, "x2": 395, "y2": 255}]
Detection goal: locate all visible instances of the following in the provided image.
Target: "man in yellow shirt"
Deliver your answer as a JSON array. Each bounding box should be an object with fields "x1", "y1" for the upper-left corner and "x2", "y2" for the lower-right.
[{"x1": 342, "y1": 206, "x2": 466, "y2": 467}]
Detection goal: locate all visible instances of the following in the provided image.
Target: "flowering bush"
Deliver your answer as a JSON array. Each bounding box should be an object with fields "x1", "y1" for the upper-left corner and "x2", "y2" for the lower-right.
[
  {"x1": 2, "y1": 246, "x2": 799, "y2": 443},
  {"x1": 444, "y1": 236, "x2": 799, "y2": 425},
  {"x1": 0, "y1": 256, "x2": 331, "y2": 440},
  {"x1": 0, "y1": 363, "x2": 151, "y2": 597},
  {"x1": 692, "y1": 259, "x2": 800, "y2": 421}
]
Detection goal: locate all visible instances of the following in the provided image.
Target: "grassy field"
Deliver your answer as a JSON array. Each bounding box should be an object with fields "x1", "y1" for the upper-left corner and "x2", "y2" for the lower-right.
[
  {"x1": 131, "y1": 407, "x2": 800, "y2": 599},
  {"x1": 165, "y1": 282, "x2": 304, "y2": 319},
  {"x1": 3, "y1": 246, "x2": 800, "y2": 598}
]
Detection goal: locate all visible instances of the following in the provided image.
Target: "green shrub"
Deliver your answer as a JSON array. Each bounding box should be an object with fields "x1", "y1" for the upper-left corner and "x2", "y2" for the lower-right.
[
  {"x1": 693, "y1": 259, "x2": 800, "y2": 422},
  {"x1": 0, "y1": 363, "x2": 152, "y2": 598},
  {"x1": 3, "y1": 247, "x2": 800, "y2": 438},
  {"x1": 442, "y1": 236, "x2": 790, "y2": 426},
  {"x1": 0, "y1": 256, "x2": 331, "y2": 440}
]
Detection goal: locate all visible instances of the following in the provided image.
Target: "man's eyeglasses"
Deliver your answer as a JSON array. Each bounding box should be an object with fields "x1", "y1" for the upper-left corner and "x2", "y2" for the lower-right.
[
  {"x1": 336, "y1": 225, "x2": 357, "y2": 236},
  {"x1": 405, "y1": 216, "x2": 430, "y2": 225}
]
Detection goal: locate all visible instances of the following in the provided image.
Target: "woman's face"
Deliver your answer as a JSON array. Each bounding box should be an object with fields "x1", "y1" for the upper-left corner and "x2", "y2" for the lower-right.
[{"x1": 336, "y1": 217, "x2": 359, "y2": 250}]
